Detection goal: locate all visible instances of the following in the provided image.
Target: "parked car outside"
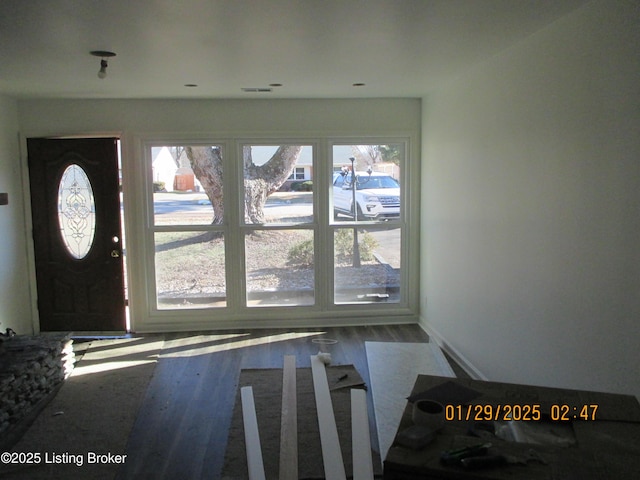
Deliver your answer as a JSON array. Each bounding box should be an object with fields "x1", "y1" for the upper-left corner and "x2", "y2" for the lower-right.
[{"x1": 333, "y1": 171, "x2": 400, "y2": 220}]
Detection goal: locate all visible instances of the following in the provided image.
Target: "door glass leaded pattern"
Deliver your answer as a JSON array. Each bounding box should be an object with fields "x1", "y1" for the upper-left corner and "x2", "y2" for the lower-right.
[{"x1": 57, "y1": 164, "x2": 96, "y2": 259}]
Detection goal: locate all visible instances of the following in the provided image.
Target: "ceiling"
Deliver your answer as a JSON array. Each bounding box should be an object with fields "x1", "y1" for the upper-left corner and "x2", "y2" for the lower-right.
[{"x1": 0, "y1": 0, "x2": 588, "y2": 100}]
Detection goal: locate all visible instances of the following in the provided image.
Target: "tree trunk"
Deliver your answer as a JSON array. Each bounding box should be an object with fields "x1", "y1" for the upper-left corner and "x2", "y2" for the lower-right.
[
  {"x1": 185, "y1": 146, "x2": 224, "y2": 224},
  {"x1": 186, "y1": 145, "x2": 302, "y2": 225},
  {"x1": 243, "y1": 145, "x2": 303, "y2": 223}
]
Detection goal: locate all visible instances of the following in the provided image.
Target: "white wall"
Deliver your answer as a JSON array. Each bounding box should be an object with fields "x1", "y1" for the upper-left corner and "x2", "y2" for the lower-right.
[
  {"x1": 17, "y1": 98, "x2": 421, "y2": 331},
  {"x1": 421, "y1": 0, "x2": 640, "y2": 398},
  {"x1": 17, "y1": 98, "x2": 419, "y2": 137},
  {"x1": 0, "y1": 95, "x2": 33, "y2": 334}
]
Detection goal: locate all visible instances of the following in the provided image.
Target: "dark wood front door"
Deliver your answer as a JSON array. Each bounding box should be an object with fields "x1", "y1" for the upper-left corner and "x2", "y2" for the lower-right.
[{"x1": 27, "y1": 138, "x2": 125, "y2": 332}]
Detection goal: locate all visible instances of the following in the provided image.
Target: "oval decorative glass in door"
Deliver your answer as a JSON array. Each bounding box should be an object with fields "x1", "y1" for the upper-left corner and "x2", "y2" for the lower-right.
[{"x1": 57, "y1": 164, "x2": 96, "y2": 259}]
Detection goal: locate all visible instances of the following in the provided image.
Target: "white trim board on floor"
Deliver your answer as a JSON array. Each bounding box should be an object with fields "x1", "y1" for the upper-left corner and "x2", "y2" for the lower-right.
[
  {"x1": 241, "y1": 386, "x2": 266, "y2": 480},
  {"x1": 279, "y1": 355, "x2": 298, "y2": 480},
  {"x1": 365, "y1": 341, "x2": 456, "y2": 459},
  {"x1": 351, "y1": 388, "x2": 374, "y2": 480},
  {"x1": 310, "y1": 354, "x2": 347, "y2": 480}
]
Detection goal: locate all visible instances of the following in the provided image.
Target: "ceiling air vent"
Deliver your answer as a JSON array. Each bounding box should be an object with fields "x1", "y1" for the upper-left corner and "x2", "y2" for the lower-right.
[{"x1": 241, "y1": 87, "x2": 273, "y2": 93}]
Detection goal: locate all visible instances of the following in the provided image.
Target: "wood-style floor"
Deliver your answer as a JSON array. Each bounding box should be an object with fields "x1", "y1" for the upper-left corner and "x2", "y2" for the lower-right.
[{"x1": 116, "y1": 324, "x2": 435, "y2": 479}]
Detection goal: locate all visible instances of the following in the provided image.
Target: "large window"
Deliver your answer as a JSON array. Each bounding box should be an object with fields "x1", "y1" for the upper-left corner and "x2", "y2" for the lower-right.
[
  {"x1": 145, "y1": 139, "x2": 411, "y2": 320},
  {"x1": 242, "y1": 145, "x2": 315, "y2": 307},
  {"x1": 331, "y1": 144, "x2": 403, "y2": 304},
  {"x1": 151, "y1": 145, "x2": 226, "y2": 309}
]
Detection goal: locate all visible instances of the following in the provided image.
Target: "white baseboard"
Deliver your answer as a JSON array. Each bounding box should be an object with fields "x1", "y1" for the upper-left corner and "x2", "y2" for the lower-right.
[{"x1": 418, "y1": 316, "x2": 488, "y2": 381}]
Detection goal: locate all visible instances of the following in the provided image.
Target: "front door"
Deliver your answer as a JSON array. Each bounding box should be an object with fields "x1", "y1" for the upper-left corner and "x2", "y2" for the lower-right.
[{"x1": 27, "y1": 138, "x2": 125, "y2": 332}]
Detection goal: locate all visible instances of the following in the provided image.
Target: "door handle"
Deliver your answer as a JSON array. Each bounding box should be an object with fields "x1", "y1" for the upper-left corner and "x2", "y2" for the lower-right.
[{"x1": 111, "y1": 250, "x2": 120, "y2": 258}]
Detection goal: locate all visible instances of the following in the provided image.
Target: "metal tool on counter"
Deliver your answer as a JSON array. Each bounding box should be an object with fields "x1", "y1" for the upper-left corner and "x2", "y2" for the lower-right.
[
  {"x1": 461, "y1": 448, "x2": 548, "y2": 469},
  {"x1": 440, "y1": 443, "x2": 492, "y2": 466}
]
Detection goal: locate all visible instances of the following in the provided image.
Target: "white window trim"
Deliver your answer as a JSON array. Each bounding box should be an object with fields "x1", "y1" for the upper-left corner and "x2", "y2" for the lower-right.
[{"x1": 127, "y1": 134, "x2": 418, "y2": 332}]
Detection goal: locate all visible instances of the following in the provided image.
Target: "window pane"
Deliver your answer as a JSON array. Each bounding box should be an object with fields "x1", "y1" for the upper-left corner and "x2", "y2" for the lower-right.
[
  {"x1": 155, "y1": 231, "x2": 226, "y2": 309},
  {"x1": 243, "y1": 145, "x2": 313, "y2": 224},
  {"x1": 153, "y1": 145, "x2": 223, "y2": 226},
  {"x1": 332, "y1": 144, "x2": 401, "y2": 222},
  {"x1": 334, "y1": 227, "x2": 401, "y2": 304},
  {"x1": 57, "y1": 164, "x2": 96, "y2": 259},
  {"x1": 245, "y1": 230, "x2": 314, "y2": 306}
]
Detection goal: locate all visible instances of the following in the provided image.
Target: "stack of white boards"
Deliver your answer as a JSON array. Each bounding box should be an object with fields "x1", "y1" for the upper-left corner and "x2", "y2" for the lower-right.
[{"x1": 240, "y1": 355, "x2": 374, "y2": 480}]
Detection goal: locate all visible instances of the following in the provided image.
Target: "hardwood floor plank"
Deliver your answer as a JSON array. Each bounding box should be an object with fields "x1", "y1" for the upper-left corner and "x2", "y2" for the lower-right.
[{"x1": 118, "y1": 335, "x2": 244, "y2": 480}]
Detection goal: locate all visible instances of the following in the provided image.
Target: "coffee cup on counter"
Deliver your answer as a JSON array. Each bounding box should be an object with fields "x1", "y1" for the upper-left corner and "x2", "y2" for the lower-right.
[{"x1": 412, "y1": 399, "x2": 445, "y2": 431}]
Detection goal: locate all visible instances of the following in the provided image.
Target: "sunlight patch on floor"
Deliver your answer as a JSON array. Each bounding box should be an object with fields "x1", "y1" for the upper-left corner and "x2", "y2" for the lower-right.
[
  {"x1": 162, "y1": 331, "x2": 326, "y2": 358},
  {"x1": 70, "y1": 337, "x2": 165, "y2": 376}
]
